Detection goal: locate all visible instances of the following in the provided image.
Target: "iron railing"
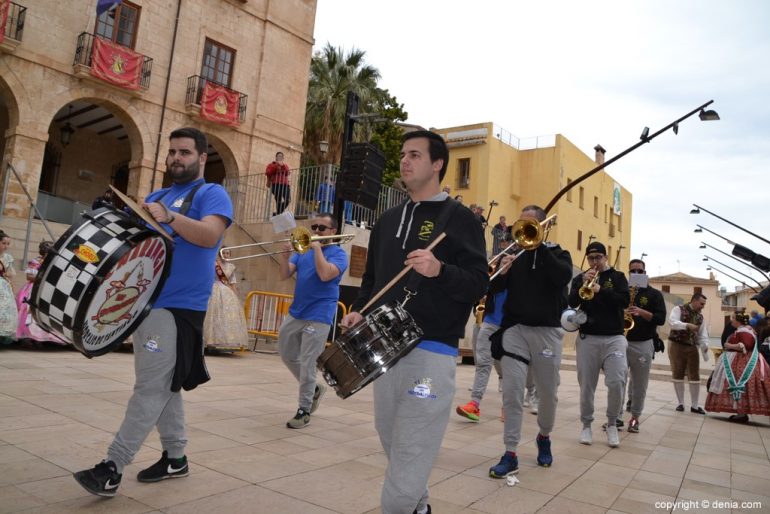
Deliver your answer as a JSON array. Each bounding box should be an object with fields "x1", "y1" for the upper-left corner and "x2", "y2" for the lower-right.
[
  {"x1": 185, "y1": 75, "x2": 247, "y2": 123},
  {"x1": 73, "y1": 32, "x2": 152, "y2": 89},
  {"x1": 223, "y1": 164, "x2": 408, "y2": 227},
  {"x1": 3, "y1": 2, "x2": 26, "y2": 42}
]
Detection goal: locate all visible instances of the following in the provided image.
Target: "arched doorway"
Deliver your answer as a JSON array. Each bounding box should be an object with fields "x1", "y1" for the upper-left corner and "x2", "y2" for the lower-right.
[{"x1": 41, "y1": 100, "x2": 141, "y2": 220}]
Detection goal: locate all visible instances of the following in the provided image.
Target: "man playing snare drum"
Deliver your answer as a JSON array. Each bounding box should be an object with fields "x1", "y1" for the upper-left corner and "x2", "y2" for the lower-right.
[
  {"x1": 341, "y1": 130, "x2": 488, "y2": 514},
  {"x1": 73, "y1": 127, "x2": 232, "y2": 497}
]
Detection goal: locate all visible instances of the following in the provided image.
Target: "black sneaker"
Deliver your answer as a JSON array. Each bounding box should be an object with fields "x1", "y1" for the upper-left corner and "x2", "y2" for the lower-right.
[
  {"x1": 73, "y1": 460, "x2": 122, "y2": 497},
  {"x1": 137, "y1": 451, "x2": 189, "y2": 483},
  {"x1": 287, "y1": 408, "x2": 310, "y2": 429}
]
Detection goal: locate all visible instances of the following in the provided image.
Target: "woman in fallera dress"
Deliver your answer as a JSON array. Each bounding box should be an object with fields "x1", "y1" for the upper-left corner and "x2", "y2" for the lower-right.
[
  {"x1": 203, "y1": 249, "x2": 249, "y2": 350},
  {"x1": 16, "y1": 241, "x2": 68, "y2": 345},
  {"x1": 0, "y1": 231, "x2": 18, "y2": 345},
  {"x1": 705, "y1": 312, "x2": 770, "y2": 423}
]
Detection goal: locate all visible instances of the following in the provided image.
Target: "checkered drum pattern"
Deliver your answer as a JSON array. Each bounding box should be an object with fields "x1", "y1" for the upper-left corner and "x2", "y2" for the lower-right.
[{"x1": 31, "y1": 209, "x2": 159, "y2": 351}]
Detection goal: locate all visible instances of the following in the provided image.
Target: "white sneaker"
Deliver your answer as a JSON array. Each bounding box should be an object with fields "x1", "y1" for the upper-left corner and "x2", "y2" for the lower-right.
[
  {"x1": 523, "y1": 396, "x2": 531, "y2": 408},
  {"x1": 579, "y1": 426, "x2": 592, "y2": 445},
  {"x1": 607, "y1": 425, "x2": 620, "y2": 448},
  {"x1": 530, "y1": 400, "x2": 539, "y2": 415}
]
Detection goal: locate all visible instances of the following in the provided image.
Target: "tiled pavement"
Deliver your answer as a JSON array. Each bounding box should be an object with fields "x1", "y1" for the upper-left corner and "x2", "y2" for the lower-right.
[{"x1": 1, "y1": 345, "x2": 768, "y2": 514}]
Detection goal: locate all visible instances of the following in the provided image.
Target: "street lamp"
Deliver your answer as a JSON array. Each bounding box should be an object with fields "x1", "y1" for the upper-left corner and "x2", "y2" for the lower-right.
[
  {"x1": 690, "y1": 203, "x2": 770, "y2": 247},
  {"x1": 703, "y1": 255, "x2": 764, "y2": 289},
  {"x1": 699, "y1": 109, "x2": 720, "y2": 121},
  {"x1": 706, "y1": 265, "x2": 757, "y2": 293},
  {"x1": 700, "y1": 241, "x2": 769, "y2": 278},
  {"x1": 543, "y1": 100, "x2": 720, "y2": 214},
  {"x1": 319, "y1": 140, "x2": 329, "y2": 158}
]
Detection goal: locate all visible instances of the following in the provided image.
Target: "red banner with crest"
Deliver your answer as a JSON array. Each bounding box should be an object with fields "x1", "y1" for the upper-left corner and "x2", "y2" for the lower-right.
[
  {"x1": 90, "y1": 37, "x2": 143, "y2": 90},
  {"x1": 0, "y1": 0, "x2": 10, "y2": 45},
  {"x1": 200, "y1": 81, "x2": 241, "y2": 126}
]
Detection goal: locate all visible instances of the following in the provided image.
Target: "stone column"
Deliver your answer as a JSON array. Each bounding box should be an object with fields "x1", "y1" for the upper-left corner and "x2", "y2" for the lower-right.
[{"x1": 1, "y1": 124, "x2": 49, "y2": 219}]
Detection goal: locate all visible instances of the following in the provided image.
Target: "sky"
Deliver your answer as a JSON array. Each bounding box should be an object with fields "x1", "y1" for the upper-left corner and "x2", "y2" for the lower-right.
[{"x1": 312, "y1": 0, "x2": 770, "y2": 292}]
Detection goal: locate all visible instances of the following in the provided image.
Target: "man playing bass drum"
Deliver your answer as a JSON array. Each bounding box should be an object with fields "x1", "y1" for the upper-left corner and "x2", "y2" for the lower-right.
[{"x1": 486, "y1": 205, "x2": 573, "y2": 478}]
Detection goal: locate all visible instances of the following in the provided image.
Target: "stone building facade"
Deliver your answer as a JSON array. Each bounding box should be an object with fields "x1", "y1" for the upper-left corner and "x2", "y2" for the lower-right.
[{"x1": 0, "y1": 0, "x2": 317, "y2": 223}]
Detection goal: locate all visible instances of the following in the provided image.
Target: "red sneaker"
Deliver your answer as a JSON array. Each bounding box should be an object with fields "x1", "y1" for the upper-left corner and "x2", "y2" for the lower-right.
[{"x1": 456, "y1": 401, "x2": 480, "y2": 422}]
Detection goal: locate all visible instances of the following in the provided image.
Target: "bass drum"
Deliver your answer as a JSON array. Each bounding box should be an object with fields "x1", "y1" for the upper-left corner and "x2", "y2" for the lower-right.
[
  {"x1": 317, "y1": 302, "x2": 423, "y2": 399},
  {"x1": 29, "y1": 208, "x2": 172, "y2": 357}
]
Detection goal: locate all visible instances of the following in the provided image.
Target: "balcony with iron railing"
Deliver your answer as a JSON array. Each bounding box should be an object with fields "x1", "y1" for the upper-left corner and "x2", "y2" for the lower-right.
[
  {"x1": 185, "y1": 75, "x2": 247, "y2": 124},
  {"x1": 72, "y1": 32, "x2": 152, "y2": 91},
  {"x1": 0, "y1": 1, "x2": 26, "y2": 52},
  {"x1": 223, "y1": 164, "x2": 407, "y2": 227}
]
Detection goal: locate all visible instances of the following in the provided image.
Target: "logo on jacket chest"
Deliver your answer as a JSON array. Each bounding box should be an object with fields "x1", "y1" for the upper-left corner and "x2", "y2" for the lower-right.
[
  {"x1": 639, "y1": 295, "x2": 649, "y2": 307},
  {"x1": 602, "y1": 278, "x2": 614, "y2": 290},
  {"x1": 418, "y1": 221, "x2": 435, "y2": 241}
]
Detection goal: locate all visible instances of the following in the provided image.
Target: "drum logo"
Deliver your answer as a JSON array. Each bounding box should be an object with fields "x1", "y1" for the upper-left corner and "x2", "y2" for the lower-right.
[
  {"x1": 91, "y1": 264, "x2": 151, "y2": 326},
  {"x1": 408, "y1": 378, "x2": 437, "y2": 400},
  {"x1": 73, "y1": 244, "x2": 100, "y2": 264}
]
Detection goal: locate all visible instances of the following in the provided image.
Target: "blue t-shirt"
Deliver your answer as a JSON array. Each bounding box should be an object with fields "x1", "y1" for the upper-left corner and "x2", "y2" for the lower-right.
[
  {"x1": 289, "y1": 245, "x2": 348, "y2": 324},
  {"x1": 484, "y1": 290, "x2": 507, "y2": 326},
  {"x1": 146, "y1": 179, "x2": 233, "y2": 311}
]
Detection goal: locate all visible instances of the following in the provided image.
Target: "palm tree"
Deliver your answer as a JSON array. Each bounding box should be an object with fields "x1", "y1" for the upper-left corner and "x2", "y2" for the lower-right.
[{"x1": 303, "y1": 44, "x2": 381, "y2": 165}]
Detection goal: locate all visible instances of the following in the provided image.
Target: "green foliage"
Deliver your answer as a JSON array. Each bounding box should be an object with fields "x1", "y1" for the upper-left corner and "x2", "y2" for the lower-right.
[{"x1": 303, "y1": 44, "x2": 408, "y2": 188}]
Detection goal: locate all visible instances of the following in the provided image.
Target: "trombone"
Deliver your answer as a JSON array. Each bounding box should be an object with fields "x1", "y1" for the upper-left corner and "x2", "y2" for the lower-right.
[
  {"x1": 488, "y1": 214, "x2": 557, "y2": 281},
  {"x1": 220, "y1": 226, "x2": 355, "y2": 261}
]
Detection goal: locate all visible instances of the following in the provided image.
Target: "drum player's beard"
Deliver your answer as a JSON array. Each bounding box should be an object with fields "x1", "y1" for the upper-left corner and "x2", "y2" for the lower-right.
[{"x1": 168, "y1": 161, "x2": 200, "y2": 184}]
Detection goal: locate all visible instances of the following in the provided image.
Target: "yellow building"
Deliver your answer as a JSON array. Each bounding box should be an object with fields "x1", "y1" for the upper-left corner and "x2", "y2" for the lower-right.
[{"x1": 434, "y1": 122, "x2": 633, "y2": 272}]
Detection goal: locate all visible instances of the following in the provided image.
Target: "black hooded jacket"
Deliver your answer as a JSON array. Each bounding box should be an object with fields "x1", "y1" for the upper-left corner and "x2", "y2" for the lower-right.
[{"x1": 351, "y1": 195, "x2": 488, "y2": 348}]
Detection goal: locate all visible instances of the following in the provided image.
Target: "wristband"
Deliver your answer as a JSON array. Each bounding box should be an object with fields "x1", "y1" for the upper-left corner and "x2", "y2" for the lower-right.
[{"x1": 436, "y1": 260, "x2": 445, "y2": 278}]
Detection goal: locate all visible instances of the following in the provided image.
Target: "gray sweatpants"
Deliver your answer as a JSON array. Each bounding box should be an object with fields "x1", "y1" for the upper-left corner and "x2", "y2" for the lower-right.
[
  {"x1": 374, "y1": 347, "x2": 456, "y2": 514},
  {"x1": 500, "y1": 325, "x2": 563, "y2": 453},
  {"x1": 576, "y1": 334, "x2": 628, "y2": 427},
  {"x1": 108, "y1": 309, "x2": 186, "y2": 472},
  {"x1": 278, "y1": 314, "x2": 329, "y2": 412},
  {"x1": 470, "y1": 322, "x2": 499, "y2": 403},
  {"x1": 620, "y1": 339, "x2": 654, "y2": 419}
]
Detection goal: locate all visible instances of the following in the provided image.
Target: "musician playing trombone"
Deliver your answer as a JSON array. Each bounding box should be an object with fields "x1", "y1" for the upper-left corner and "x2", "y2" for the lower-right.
[
  {"x1": 277, "y1": 213, "x2": 348, "y2": 429},
  {"x1": 568, "y1": 241, "x2": 629, "y2": 448},
  {"x1": 486, "y1": 205, "x2": 573, "y2": 478}
]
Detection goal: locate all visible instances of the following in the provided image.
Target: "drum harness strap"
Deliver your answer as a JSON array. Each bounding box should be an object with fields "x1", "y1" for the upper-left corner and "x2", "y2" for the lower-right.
[{"x1": 158, "y1": 180, "x2": 206, "y2": 238}]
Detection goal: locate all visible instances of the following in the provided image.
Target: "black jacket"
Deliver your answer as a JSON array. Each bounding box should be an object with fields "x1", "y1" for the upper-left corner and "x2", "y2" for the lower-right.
[
  {"x1": 569, "y1": 267, "x2": 629, "y2": 336},
  {"x1": 625, "y1": 286, "x2": 666, "y2": 341},
  {"x1": 351, "y1": 197, "x2": 488, "y2": 347},
  {"x1": 489, "y1": 243, "x2": 573, "y2": 328}
]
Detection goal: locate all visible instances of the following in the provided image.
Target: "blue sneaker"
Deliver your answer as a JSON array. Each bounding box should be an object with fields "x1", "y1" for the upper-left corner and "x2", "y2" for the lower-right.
[
  {"x1": 489, "y1": 452, "x2": 518, "y2": 478},
  {"x1": 536, "y1": 435, "x2": 552, "y2": 467}
]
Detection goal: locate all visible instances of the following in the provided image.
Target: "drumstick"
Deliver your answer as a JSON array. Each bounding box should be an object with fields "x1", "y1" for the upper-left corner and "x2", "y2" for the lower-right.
[
  {"x1": 360, "y1": 232, "x2": 447, "y2": 314},
  {"x1": 109, "y1": 186, "x2": 173, "y2": 242}
]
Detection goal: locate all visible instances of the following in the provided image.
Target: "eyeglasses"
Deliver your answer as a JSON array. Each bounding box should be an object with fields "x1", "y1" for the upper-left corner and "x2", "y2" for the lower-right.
[
  {"x1": 310, "y1": 224, "x2": 330, "y2": 231},
  {"x1": 586, "y1": 254, "x2": 605, "y2": 261},
  {"x1": 629, "y1": 269, "x2": 646, "y2": 274}
]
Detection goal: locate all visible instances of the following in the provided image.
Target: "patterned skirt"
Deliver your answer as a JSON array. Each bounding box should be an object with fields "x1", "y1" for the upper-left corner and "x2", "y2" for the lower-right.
[
  {"x1": 203, "y1": 281, "x2": 249, "y2": 349},
  {"x1": 705, "y1": 351, "x2": 770, "y2": 416}
]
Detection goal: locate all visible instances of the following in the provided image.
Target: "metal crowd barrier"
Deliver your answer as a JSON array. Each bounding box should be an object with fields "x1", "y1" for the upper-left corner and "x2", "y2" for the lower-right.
[{"x1": 244, "y1": 290, "x2": 347, "y2": 347}]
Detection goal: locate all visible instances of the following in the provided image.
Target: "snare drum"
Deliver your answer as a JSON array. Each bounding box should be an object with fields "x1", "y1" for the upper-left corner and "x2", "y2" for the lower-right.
[
  {"x1": 29, "y1": 208, "x2": 172, "y2": 357},
  {"x1": 317, "y1": 302, "x2": 422, "y2": 399}
]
